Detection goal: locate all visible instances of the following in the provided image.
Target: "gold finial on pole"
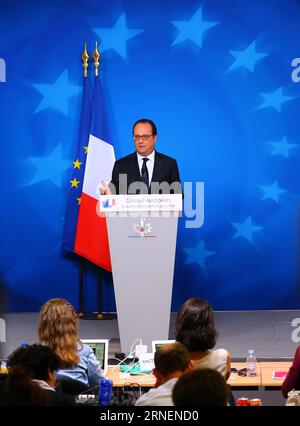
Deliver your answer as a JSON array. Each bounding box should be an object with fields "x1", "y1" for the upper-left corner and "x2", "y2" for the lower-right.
[
  {"x1": 81, "y1": 43, "x2": 89, "y2": 78},
  {"x1": 93, "y1": 41, "x2": 101, "y2": 77}
]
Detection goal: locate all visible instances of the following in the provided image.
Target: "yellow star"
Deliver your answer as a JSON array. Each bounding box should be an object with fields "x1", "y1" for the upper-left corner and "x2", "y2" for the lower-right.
[
  {"x1": 84, "y1": 146, "x2": 88, "y2": 154},
  {"x1": 70, "y1": 178, "x2": 80, "y2": 188},
  {"x1": 73, "y1": 159, "x2": 82, "y2": 169},
  {"x1": 76, "y1": 197, "x2": 81, "y2": 205}
]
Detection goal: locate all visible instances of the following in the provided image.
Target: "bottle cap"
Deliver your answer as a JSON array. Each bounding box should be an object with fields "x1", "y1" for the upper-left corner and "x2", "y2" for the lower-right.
[{"x1": 248, "y1": 349, "x2": 255, "y2": 355}]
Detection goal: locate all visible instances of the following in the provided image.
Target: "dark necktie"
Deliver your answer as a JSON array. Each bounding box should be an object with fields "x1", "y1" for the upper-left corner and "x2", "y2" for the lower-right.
[{"x1": 141, "y1": 158, "x2": 149, "y2": 190}]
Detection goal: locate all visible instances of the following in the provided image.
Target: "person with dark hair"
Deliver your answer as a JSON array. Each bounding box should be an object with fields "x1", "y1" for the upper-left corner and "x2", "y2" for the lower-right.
[
  {"x1": 101, "y1": 118, "x2": 182, "y2": 195},
  {"x1": 172, "y1": 368, "x2": 228, "y2": 406},
  {"x1": 0, "y1": 365, "x2": 49, "y2": 406},
  {"x1": 175, "y1": 297, "x2": 231, "y2": 380},
  {"x1": 135, "y1": 342, "x2": 193, "y2": 406},
  {"x1": 3, "y1": 344, "x2": 74, "y2": 406}
]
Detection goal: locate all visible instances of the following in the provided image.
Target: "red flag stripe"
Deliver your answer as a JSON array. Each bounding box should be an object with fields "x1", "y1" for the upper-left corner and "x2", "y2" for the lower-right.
[{"x1": 74, "y1": 192, "x2": 112, "y2": 271}]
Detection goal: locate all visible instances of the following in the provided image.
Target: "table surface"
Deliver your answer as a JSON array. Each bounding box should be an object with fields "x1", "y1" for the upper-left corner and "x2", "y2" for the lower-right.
[
  {"x1": 106, "y1": 362, "x2": 292, "y2": 388},
  {"x1": 260, "y1": 361, "x2": 291, "y2": 387}
]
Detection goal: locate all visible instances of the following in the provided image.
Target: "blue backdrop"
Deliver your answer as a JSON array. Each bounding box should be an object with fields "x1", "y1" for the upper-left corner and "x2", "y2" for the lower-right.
[{"x1": 1, "y1": 0, "x2": 300, "y2": 312}]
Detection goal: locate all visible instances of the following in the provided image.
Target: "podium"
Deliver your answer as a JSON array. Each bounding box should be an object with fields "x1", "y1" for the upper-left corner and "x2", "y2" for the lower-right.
[{"x1": 99, "y1": 194, "x2": 182, "y2": 353}]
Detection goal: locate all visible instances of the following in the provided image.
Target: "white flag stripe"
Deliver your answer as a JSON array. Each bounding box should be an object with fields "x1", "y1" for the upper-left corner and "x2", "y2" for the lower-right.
[{"x1": 82, "y1": 134, "x2": 115, "y2": 199}]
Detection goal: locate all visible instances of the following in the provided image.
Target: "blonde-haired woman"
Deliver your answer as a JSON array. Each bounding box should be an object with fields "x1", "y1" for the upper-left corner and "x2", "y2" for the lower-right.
[{"x1": 38, "y1": 298, "x2": 104, "y2": 388}]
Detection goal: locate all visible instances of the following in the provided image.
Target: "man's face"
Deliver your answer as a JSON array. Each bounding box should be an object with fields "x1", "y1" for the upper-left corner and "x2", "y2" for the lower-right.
[{"x1": 133, "y1": 122, "x2": 157, "y2": 157}]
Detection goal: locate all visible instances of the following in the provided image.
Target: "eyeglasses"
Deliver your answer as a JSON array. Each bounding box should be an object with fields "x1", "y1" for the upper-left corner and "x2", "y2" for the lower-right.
[
  {"x1": 231, "y1": 367, "x2": 248, "y2": 377},
  {"x1": 133, "y1": 134, "x2": 153, "y2": 141}
]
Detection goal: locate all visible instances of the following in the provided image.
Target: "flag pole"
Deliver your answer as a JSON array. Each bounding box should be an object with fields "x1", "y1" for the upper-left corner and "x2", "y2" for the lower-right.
[
  {"x1": 92, "y1": 42, "x2": 114, "y2": 320},
  {"x1": 93, "y1": 40, "x2": 100, "y2": 77},
  {"x1": 77, "y1": 43, "x2": 89, "y2": 319},
  {"x1": 92, "y1": 41, "x2": 103, "y2": 320},
  {"x1": 78, "y1": 258, "x2": 85, "y2": 318},
  {"x1": 75, "y1": 42, "x2": 116, "y2": 321},
  {"x1": 89, "y1": 41, "x2": 115, "y2": 321}
]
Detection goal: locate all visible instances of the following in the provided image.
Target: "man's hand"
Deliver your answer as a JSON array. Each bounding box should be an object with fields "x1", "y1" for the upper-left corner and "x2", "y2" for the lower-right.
[{"x1": 98, "y1": 180, "x2": 111, "y2": 195}]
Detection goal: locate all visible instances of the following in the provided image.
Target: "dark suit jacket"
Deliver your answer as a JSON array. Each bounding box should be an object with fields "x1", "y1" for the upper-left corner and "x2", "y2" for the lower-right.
[
  {"x1": 109, "y1": 151, "x2": 182, "y2": 194},
  {"x1": 45, "y1": 389, "x2": 75, "y2": 406}
]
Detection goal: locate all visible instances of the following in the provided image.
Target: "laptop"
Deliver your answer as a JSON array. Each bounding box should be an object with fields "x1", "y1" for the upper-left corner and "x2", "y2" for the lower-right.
[
  {"x1": 81, "y1": 339, "x2": 109, "y2": 376},
  {"x1": 151, "y1": 339, "x2": 175, "y2": 353}
]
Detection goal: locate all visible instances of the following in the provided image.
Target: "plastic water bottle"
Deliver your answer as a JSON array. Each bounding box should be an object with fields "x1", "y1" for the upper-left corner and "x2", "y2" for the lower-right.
[
  {"x1": 98, "y1": 379, "x2": 113, "y2": 406},
  {"x1": 246, "y1": 349, "x2": 257, "y2": 377}
]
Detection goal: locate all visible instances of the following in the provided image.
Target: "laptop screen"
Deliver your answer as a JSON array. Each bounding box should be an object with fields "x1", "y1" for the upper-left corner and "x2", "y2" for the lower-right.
[
  {"x1": 151, "y1": 340, "x2": 175, "y2": 353},
  {"x1": 81, "y1": 339, "x2": 109, "y2": 376}
]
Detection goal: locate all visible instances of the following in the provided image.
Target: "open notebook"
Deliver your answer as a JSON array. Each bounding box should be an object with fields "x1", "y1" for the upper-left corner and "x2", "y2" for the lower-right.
[{"x1": 81, "y1": 339, "x2": 109, "y2": 376}]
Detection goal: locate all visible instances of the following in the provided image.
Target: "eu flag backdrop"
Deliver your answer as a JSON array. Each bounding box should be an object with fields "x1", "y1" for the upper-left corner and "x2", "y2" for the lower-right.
[{"x1": 0, "y1": 0, "x2": 300, "y2": 311}]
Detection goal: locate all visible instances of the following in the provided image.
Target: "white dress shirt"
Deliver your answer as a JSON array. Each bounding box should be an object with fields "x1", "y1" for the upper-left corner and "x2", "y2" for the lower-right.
[
  {"x1": 137, "y1": 150, "x2": 155, "y2": 184},
  {"x1": 135, "y1": 378, "x2": 178, "y2": 406}
]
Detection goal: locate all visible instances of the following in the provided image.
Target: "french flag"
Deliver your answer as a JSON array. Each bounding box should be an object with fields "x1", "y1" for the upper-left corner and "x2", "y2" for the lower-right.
[
  {"x1": 75, "y1": 75, "x2": 115, "y2": 271},
  {"x1": 64, "y1": 69, "x2": 115, "y2": 271}
]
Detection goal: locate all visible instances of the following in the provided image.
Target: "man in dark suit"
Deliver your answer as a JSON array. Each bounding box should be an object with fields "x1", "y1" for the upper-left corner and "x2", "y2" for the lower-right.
[{"x1": 102, "y1": 118, "x2": 181, "y2": 195}]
